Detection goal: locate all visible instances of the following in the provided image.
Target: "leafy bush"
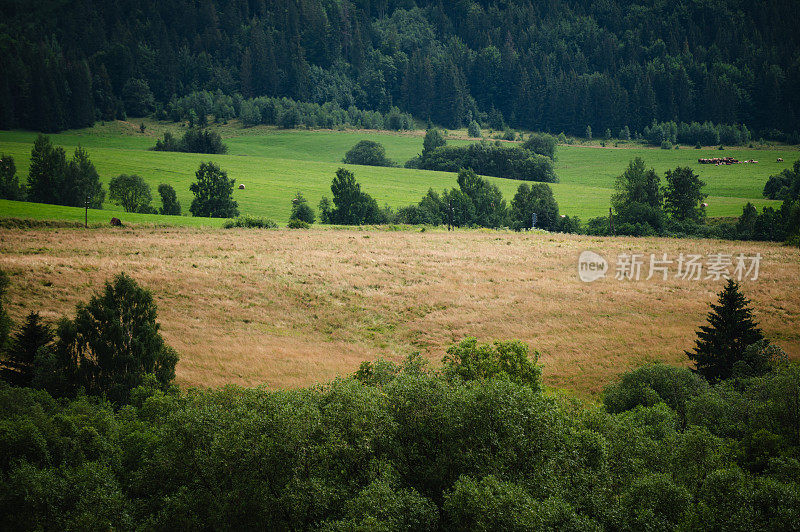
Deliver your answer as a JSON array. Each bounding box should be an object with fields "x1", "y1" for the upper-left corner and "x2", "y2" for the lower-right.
[
  {"x1": 287, "y1": 218, "x2": 309, "y2": 229},
  {"x1": 342, "y1": 140, "x2": 396, "y2": 167},
  {"x1": 467, "y1": 120, "x2": 481, "y2": 138},
  {"x1": 289, "y1": 192, "x2": 315, "y2": 224},
  {"x1": 223, "y1": 216, "x2": 277, "y2": 228}
]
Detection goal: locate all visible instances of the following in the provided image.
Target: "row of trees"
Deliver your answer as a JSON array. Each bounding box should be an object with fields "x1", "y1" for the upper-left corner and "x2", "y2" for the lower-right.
[
  {"x1": 0, "y1": 136, "x2": 244, "y2": 220},
  {"x1": 0, "y1": 268, "x2": 797, "y2": 529},
  {"x1": 152, "y1": 128, "x2": 227, "y2": 154},
  {"x1": 2, "y1": 1, "x2": 798, "y2": 140},
  {"x1": 643, "y1": 120, "x2": 753, "y2": 148},
  {"x1": 317, "y1": 165, "x2": 563, "y2": 231},
  {"x1": 407, "y1": 129, "x2": 558, "y2": 182}
]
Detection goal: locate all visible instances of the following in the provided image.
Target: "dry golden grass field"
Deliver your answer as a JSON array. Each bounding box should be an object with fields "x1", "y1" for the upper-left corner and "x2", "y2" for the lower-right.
[{"x1": 1, "y1": 225, "x2": 798, "y2": 396}]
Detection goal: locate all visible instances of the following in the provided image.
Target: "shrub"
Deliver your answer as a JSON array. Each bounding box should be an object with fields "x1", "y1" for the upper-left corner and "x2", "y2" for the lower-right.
[
  {"x1": 223, "y1": 216, "x2": 277, "y2": 228},
  {"x1": 661, "y1": 140, "x2": 673, "y2": 149},
  {"x1": 287, "y1": 218, "x2": 309, "y2": 229},
  {"x1": 467, "y1": 120, "x2": 481, "y2": 138},
  {"x1": 342, "y1": 140, "x2": 396, "y2": 167},
  {"x1": 289, "y1": 192, "x2": 315, "y2": 224}
]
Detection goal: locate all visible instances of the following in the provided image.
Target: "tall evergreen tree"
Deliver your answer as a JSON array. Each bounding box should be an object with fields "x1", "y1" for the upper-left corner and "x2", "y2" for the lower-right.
[
  {"x1": 687, "y1": 280, "x2": 764, "y2": 382},
  {"x1": 27, "y1": 134, "x2": 67, "y2": 205},
  {"x1": 1, "y1": 312, "x2": 53, "y2": 387},
  {"x1": 63, "y1": 147, "x2": 105, "y2": 208},
  {"x1": 0, "y1": 154, "x2": 24, "y2": 200}
]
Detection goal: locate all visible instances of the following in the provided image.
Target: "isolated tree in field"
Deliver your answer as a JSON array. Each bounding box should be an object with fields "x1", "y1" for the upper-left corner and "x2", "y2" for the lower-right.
[
  {"x1": 189, "y1": 162, "x2": 239, "y2": 218},
  {"x1": 54, "y1": 273, "x2": 178, "y2": 403},
  {"x1": 289, "y1": 192, "x2": 315, "y2": 224},
  {"x1": 687, "y1": 279, "x2": 764, "y2": 382},
  {"x1": 27, "y1": 134, "x2": 67, "y2": 204},
  {"x1": 1, "y1": 312, "x2": 52, "y2": 387},
  {"x1": 422, "y1": 128, "x2": 446, "y2": 157},
  {"x1": 664, "y1": 167, "x2": 707, "y2": 223},
  {"x1": 343, "y1": 140, "x2": 395, "y2": 167},
  {"x1": 158, "y1": 184, "x2": 181, "y2": 215},
  {"x1": 0, "y1": 154, "x2": 24, "y2": 200},
  {"x1": 109, "y1": 174, "x2": 152, "y2": 213},
  {"x1": 612, "y1": 157, "x2": 664, "y2": 232},
  {"x1": 510, "y1": 182, "x2": 559, "y2": 231}
]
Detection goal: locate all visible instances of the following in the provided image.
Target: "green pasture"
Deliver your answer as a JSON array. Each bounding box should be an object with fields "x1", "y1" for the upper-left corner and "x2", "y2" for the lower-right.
[{"x1": 0, "y1": 121, "x2": 793, "y2": 226}]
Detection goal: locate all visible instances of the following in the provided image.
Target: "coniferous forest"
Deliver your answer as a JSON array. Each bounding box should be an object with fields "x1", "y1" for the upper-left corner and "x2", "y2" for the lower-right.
[{"x1": 1, "y1": 0, "x2": 799, "y2": 140}]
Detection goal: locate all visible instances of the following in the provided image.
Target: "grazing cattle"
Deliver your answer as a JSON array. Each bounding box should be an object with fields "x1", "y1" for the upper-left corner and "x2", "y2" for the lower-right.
[
  {"x1": 110, "y1": 217, "x2": 122, "y2": 226},
  {"x1": 777, "y1": 158, "x2": 784, "y2": 162},
  {"x1": 238, "y1": 183, "x2": 245, "y2": 190}
]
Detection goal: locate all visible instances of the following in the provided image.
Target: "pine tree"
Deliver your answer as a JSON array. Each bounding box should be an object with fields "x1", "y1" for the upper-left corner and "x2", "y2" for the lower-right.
[
  {"x1": 687, "y1": 279, "x2": 764, "y2": 381},
  {"x1": 2, "y1": 312, "x2": 53, "y2": 387}
]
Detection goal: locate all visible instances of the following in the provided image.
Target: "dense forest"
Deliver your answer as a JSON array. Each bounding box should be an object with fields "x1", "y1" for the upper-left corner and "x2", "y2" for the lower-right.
[{"x1": 1, "y1": 0, "x2": 799, "y2": 139}]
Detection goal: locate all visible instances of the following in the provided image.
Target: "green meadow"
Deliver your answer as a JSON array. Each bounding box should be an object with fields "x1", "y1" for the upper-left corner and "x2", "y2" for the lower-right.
[{"x1": 0, "y1": 120, "x2": 793, "y2": 226}]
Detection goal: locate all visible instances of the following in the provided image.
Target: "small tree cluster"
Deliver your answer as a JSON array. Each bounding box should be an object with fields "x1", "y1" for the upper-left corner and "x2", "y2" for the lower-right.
[
  {"x1": 0, "y1": 272, "x2": 178, "y2": 404},
  {"x1": 26, "y1": 135, "x2": 105, "y2": 208},
  {"x1": 153, "y1": 128, "x2": 227, "y2": 154}
]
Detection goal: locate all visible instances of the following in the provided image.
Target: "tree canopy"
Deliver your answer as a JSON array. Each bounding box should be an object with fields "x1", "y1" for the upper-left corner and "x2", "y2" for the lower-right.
[{"x1": 1, "y1": 1, "x2": 798, "y2": 141}]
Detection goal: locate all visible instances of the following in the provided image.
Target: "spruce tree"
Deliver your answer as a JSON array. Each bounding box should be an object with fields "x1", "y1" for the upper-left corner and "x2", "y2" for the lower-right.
[
  {"x1": 27, "y1": 134, "x2": 67, "y2": 205},
  {"x1": 2, "y1": 312, "x2": 53, "y2": 387},
  {"x1": 687, "y1": 279, "x2": 764, "y2": 381}
]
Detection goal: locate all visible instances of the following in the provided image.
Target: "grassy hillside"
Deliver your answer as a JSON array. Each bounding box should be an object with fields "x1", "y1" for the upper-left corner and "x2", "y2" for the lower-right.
[
  {"x1": 1, "y1": 225, "x2": 797, "y2": 396},
  {"x1": 0, "y1": 121, "x2": 792, "y2": 225}
]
